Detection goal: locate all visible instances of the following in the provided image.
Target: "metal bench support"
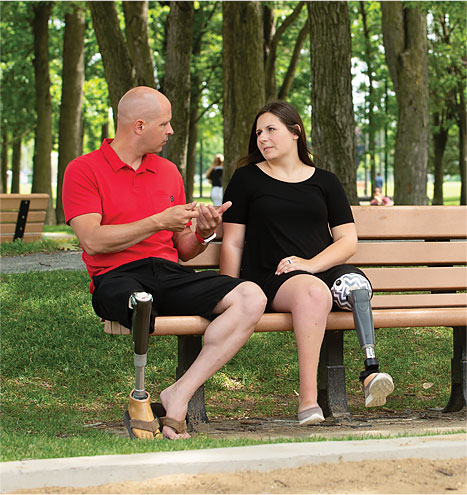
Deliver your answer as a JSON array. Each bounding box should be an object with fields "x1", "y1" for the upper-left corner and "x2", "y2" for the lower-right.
[
  {"x1": 13, "y1": 199, "x2": 30, "y2": 240},
  {"x1": 443, "y1": 326, "x2": 467, "y2": 412},
  {"x1": 318, "y1": 330, "x2": 351, "y2": 419}
]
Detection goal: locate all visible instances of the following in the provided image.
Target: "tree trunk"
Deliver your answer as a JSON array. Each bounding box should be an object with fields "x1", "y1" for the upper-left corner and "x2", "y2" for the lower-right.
[
  {"x1": 1, "y1": 132, "x2": 8, "y2": 193},
  {"x1": 308, "y1": 1, "x2": 358, "y2": 204},
  {"x1": 456, "y1": 81, "x2": 466, "y2": 205},
  {"x1": 278, "y1": 17, "x2": 309, "y2": 100},
  {"x1": 160, "y1": 1, "x2": 194, "y2": 185},
  {"x1": 432, "y1": 113, "x2": 449, "y2": 205},
  {"x1": 89, "y1": 1, "x2": 137, "y2": 128},
  {"x1": 360, "y1": 1, "x2": 376, "y2": 193},
  {"x1": 32, "y1": 1, "x2": 54, "y2": 224},
  {"x1": 11, "y1": 138, "x2": 21, "y2": 194},
  {"x1": 223, "y1": 1, "x2": 265, "y2": 185},
  {"x1": 122, "y1": 1, "x2": 156, "y2": 88},
  {"x1": 186, "y1": 75, "x2": 201, "y2": 203},
  {"x1": 56, "y1": 4, "x2": 85, "y2": 224},
  {"x1": 381, "y1": 2, "x2": 429, "y2": 205},
  {"x1": 264, "y1": 1, "x2": 305, "y2": 101}
]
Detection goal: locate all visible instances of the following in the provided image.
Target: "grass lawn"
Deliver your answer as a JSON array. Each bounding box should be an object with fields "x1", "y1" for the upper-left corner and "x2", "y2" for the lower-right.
[{"x1": 1, "y1": 269, "x2": 458, "y2": 462}]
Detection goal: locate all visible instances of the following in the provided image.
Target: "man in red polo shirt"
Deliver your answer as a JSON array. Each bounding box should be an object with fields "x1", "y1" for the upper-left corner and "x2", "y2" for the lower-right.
[{"x1": 63, "y1": 86, "x2": 267, "y2": 440}]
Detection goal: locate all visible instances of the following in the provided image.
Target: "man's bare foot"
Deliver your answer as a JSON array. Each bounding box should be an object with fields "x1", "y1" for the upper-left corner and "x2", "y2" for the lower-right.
[{"x1": 159, "y1": 385, "x2": 190, "y2": 439}]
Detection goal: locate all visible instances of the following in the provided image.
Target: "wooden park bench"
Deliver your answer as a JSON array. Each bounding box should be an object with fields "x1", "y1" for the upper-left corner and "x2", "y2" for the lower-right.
[
  {"x1": 104, "y1": 206, "x2": 467, "y2": 425},
  {"x1": 0, "y1": 193, "x2": 49, "y2": 243}
]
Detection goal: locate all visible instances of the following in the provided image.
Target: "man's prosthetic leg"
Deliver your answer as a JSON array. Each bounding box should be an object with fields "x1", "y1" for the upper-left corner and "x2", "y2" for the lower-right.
[
  {"x1": 331, "y1": 273, "x2": 394, "y2": 407},
  {"x1": 124, "y1": 292, "x2": 162, "y2": 439}
]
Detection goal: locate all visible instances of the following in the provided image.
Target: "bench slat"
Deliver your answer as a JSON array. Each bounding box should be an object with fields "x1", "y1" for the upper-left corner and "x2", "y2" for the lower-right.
[
  {"x1": 0, "y1": 222, "x2": 47, "y2": 235},
  {"x1": 182, "y1": 241, "x2": 467, "y2": 268},
  {"x1": 0, "y1": 194, "x2": 50, "y2": 211},
  {"x1": 364, "y1": 266, "x2": 467, "y2": 291},
  {"x1": 352, "y1": 206, "x2": 467, "y2": 239},
  {"x1": 103, "y1": 307, "x2": 464, "y2": 336},
  {"x1": 0, "y1": 211, "x2": 47, "y2": 223},
  {"x1": 372, "y1": 293, "x2": 467, "y2": 309}
]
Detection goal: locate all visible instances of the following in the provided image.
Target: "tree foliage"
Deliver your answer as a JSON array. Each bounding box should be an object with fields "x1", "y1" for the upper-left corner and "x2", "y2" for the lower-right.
[{"x1": 0, "y1": 0, "x2": 465, "y2": 213}]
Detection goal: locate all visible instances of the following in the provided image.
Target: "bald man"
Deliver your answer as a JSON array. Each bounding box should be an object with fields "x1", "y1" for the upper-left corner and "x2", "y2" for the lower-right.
[{"x1": 63, "y1": 87, "x2": 266, "y2": 440}]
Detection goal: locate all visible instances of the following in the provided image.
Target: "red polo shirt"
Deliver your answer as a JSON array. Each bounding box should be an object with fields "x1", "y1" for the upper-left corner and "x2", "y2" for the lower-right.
[{"x1": 63, "y1": 139, "x2": 187, "y2": 291}]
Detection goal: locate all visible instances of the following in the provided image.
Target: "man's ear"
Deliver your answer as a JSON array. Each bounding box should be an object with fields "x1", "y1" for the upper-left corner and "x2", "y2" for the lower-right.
[{"x1": 135, "y1": 119, "x2": 144, "y2": 134}]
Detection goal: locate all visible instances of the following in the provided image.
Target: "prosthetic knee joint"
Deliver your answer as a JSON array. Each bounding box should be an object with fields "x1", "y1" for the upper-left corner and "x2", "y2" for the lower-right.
[
  {"x1": 330, "y1": 274, "x2": 379, "y2": 379},
  {"x1": 129, "y1": 292, "x2": 153, "y2": 401}
]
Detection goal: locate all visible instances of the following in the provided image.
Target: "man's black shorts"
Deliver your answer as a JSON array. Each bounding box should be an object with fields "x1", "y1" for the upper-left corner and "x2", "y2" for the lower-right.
[{"x1": 92, "y1": 257, "x2": 245, "y2": 331}]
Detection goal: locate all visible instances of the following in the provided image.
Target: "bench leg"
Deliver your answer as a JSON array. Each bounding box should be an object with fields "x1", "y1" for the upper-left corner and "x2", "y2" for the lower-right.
[
  {"x1": 443, "y1": 326, "x2": 467, "y2": 413},
  {"x1": 176, "y1": 335, "x2": 209, "y2": 428},
  {"x1": 317, "y1": 330, "x2": 351, "y2": 419}
]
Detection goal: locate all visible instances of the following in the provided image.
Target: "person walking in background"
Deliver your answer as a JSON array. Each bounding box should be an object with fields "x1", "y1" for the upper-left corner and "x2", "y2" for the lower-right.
[
  {"x1": 375, "y1": 173, "x2": 384, "y2": 189},
  {"x1": 220, "y1": 101, "x2": 393, "y2": 426},
  {"x1": 206, "y1": 153, "x2": 224, "y2": 206}
]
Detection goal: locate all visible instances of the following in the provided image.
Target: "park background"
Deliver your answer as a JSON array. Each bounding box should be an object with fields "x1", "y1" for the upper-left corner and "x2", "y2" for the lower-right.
[
  {"x1": 2, "y1": 1, "x2": 467, "y2": 467},
  {"x1": 1, "y1": 0, "x2": 466, "y2": 227}
]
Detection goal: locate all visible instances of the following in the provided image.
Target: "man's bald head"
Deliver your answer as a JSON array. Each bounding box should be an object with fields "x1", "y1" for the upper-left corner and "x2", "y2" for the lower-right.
[{"x1": 117, "y1": 87, "x2": 170, "y2": 127}]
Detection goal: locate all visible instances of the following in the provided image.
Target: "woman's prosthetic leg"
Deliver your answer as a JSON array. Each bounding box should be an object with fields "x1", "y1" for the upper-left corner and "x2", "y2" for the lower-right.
[
  {"x1": 330, "y1": 274, "x2": 378, "y2": 381},
  {"x1": 330, "y1": 273, "x2": 394, "y2": 407}
]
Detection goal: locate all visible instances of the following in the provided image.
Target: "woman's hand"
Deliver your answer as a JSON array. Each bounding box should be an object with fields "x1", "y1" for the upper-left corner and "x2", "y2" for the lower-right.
[{"x1": 275, "y1": 256, "x2": 316, "y2": 275}]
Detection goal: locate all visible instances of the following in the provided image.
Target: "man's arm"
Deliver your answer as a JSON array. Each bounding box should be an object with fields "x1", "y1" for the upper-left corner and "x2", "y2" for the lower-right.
[
  {"x1": 70, "y1": 202, "x2": 199, "y2": 256},
  {"x1": 174, "y1": 202, "x2": 231, "y2": 261}
]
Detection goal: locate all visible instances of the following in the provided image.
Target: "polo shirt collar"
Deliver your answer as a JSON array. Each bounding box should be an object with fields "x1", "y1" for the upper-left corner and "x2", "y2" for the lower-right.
[{"x1": 100, "y1": 138, "x2": 157, "y2": 174}]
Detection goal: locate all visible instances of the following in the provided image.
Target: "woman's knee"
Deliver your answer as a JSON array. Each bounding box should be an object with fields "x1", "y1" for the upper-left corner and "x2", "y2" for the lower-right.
[{"x1": 295, "y1": 281, "x2": 332, "y2": 313}]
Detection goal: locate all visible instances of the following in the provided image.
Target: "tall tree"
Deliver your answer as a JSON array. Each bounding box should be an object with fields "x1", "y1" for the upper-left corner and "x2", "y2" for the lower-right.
[
  {"x1": 1, "y1": 133, "x2": 8, "y2": 193},
  {"x1": 160, "y1": 1, "x2": 194, "y2": 183},
  {"x1": 11, "y1": 139, "x2": 21, "y2": 194},
  {"x1": 308, "y1": 1, "x2": 358, "y2": 204},
  {"x1": 381, "y1": 1, "x2": 429, "y2": 205},
  {"x1": 122, "y1": 1, "x2": 156, "y2": 88},
  {"x1": 89, "y1": 1, "x2": 137, "y2": 127},
  {"x1": 186, "y1": 2, "x2": 221, "y2": 202},
  {"x1": 31, "y1": 1, "x2": 54, "y2": 223},
  {"x1": 56, "y1": 3, "x2": 85, "y2": 223},
  {"x1": 264, "y1": 2, "x2": 305, "y2": 101},
  {"x1": 359, "y1": 1, "x2": 377, "y2": 193},
  {"x1": 223, "y1": 1, "x2": 265, "y2": 184}
]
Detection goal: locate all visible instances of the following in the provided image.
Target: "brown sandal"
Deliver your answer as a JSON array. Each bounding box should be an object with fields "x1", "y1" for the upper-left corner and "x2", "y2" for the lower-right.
[{"x1": 159, "y1": 416, "x2": 187, "y2": 436}]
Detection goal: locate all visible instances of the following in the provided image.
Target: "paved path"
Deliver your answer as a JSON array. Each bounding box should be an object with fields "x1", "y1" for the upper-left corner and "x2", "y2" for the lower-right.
[
  {"x1": 1, "y1": 434, "x2": 466, "y2": 493},
  {"x1": 0, "y1": 251, "x2": 85, "y2": 274}
]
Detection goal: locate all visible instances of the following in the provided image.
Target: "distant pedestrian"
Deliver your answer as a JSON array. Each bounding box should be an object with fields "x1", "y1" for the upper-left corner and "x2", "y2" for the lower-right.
[
  {"x1": 206, "y1": 153, "x2": 224, "y2": 206},
  {"x1": 375, "y1": 173, "x2": 383, "y2": 189}
]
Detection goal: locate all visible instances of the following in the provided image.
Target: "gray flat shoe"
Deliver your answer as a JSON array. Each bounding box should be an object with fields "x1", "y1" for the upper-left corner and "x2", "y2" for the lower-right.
[{"x1": 298, "y1": 406, "x2": 325, "y2": 426}]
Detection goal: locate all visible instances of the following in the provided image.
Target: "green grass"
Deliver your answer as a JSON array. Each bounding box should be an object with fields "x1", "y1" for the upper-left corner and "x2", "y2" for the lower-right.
[{"x1": 1, "y1": 270, "x2": 458, "y2": 462}]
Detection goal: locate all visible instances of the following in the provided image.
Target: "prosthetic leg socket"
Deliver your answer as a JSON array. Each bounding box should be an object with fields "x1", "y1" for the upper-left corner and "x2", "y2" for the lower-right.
[{"x1": 129, "y1": 292, "x2": 153, "y2": 401}]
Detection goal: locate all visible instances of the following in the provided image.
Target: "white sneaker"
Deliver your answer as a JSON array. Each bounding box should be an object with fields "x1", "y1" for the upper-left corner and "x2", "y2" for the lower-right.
[{"x1": 364, "y1": 372, "x2": 394, "y2": 407}]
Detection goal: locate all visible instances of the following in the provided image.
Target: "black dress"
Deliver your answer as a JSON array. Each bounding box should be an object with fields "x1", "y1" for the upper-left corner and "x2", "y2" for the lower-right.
[{"x1": 223, "y1": 164, "x2": 365, "y2": 304}]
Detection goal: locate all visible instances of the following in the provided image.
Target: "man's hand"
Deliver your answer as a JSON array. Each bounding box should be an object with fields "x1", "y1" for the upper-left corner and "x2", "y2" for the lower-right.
[
  {"x1": 195, "y1": 201, "x2": 232, "y2": 238},
  {"x1": 153, "y1": 202, "x2": 199, "y2": 232}
]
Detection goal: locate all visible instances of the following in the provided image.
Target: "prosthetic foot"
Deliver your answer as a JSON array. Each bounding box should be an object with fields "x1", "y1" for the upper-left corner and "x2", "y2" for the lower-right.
[
  {"x1": 124, "y1": 292, "x2": 161, "y2": 439},
  {"x1": 331, "y1": 273, "x2": 394, "y2": 407}
]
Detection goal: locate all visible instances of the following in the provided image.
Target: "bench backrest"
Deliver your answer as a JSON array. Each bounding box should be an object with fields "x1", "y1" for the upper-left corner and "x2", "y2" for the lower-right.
[
  {"x1": 181, "y1": 206, "x2": 467, "y2": 309},
  {"x1": 0, "y1": 193, "x2": 49, "y2": 243}
]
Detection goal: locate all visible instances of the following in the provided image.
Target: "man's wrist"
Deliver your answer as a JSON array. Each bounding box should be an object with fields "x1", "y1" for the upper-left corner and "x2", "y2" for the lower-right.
[{"x1": 195, "y1": 231, "x2": 216, "y2": 245}]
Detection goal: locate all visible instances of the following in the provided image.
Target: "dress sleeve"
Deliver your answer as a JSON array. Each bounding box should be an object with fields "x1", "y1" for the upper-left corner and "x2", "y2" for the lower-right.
[
  {"x1": 222, "y1": 168, "x2": 249, "y2": 225},
  {"x1": 324, "y1": 172, "x2": 354, "y2": 228}
]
